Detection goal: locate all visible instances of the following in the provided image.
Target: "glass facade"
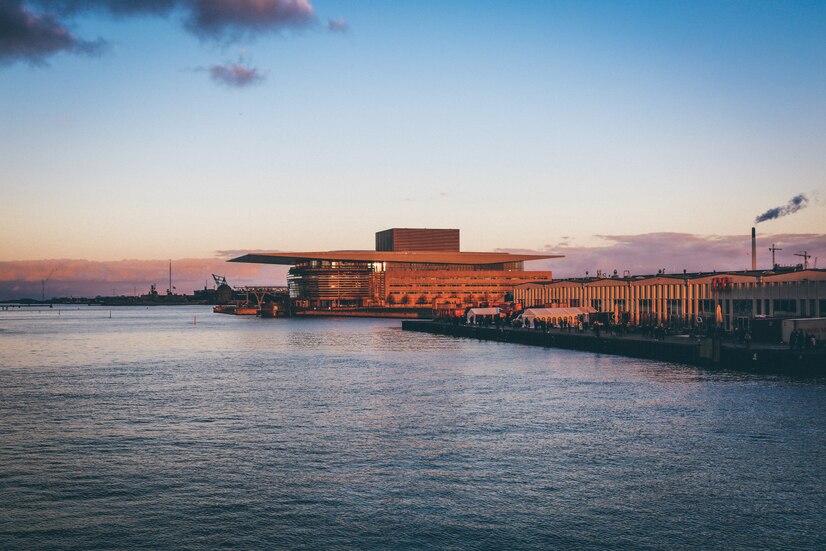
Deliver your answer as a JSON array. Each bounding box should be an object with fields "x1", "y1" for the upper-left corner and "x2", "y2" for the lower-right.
[
  {"x1": 287, "y1": 260, "x2": 551, "y2": 308},
  {"x1": 288, "y1": 262, "x2": 373, "y2": 307}
]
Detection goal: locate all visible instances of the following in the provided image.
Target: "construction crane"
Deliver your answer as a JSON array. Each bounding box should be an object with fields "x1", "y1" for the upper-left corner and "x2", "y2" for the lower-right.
[
  {"x1": 769, "y1": 244, "x2": 782, "y2": 268},
  {"x1": 212, "y1": 274, "x2": 229, "y2": 288},
  {"x1": 41, "y1": 265, "x2": 58, "y2": 301},
  {"x1": 794, "y1": 251, "x2": 811, "y2": 270}
]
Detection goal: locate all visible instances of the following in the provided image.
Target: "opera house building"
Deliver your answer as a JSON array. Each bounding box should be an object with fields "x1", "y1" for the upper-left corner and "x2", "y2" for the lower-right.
[{"x1": 230, "y1": 228, "x2": 559, "y2": 309}]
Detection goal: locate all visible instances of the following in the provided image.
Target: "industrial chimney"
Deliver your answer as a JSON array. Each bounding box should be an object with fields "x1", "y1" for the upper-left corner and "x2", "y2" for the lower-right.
[{"x1": 751, "y1": 227, "x2": 757, "y2": 270}]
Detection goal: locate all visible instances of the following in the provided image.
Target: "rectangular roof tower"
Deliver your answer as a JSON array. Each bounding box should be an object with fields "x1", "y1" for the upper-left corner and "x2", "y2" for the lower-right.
[{"x1": 375, "y1": 228, "x2": 460, "y2": 252}]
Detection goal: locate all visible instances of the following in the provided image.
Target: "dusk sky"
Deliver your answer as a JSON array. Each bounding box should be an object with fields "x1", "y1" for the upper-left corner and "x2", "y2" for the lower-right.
[{"x1": 1, "y1": 0, "x2": 825, "y2": 296}]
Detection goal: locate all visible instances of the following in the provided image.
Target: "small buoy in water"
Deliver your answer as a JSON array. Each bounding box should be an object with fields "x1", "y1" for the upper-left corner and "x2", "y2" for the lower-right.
[{"x1": 109, "y1": 310, "x2": 112, "y2": 319}]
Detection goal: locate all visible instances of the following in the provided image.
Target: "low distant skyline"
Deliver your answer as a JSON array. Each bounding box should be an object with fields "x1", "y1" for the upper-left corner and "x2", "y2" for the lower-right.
[
  {"x1": 1, "y1": 1, "x2": 824, "y2": 287},
  {"x1": 3, "y1": 230, "x2": 824, "y2": 299}
]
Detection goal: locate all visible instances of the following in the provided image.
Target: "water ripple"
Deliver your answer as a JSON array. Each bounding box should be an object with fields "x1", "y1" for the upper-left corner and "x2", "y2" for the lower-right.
[{"x1": 0, "y1": 307, "x2": 824, "y2": 550}]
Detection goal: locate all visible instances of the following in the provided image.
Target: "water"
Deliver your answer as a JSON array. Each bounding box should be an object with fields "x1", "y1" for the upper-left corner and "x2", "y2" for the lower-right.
[{"x1": 1, "y1": 306, "x2": 824, "y2": 550}]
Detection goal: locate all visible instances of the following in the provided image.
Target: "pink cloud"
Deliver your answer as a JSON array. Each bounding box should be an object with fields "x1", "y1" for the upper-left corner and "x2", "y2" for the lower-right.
[
  {"x1": 0, "y1": 258, "x2": 289, "y2": 299},
  {"x1": 503, "y1": 232, "x2": 826, "y2": 278},
  {"x1": 209, "y1": 62, "x2": 264, "y2": 87}
]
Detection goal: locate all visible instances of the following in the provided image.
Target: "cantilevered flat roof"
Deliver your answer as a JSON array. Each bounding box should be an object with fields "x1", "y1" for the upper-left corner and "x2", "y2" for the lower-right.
[{"x1": 229, "y1": 250, "x2": 561, "y2": 266}]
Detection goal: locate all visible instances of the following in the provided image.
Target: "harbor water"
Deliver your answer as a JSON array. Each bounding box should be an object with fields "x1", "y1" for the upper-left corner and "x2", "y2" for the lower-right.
[{"x1": 1, "y1": 306, "x2": 824, "y2": 549}]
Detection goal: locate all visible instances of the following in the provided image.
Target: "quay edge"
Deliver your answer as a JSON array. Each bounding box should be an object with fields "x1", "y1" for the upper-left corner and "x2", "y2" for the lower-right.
[{"x1": 401, "y1": 320, "x2": 825, "y2": 376}]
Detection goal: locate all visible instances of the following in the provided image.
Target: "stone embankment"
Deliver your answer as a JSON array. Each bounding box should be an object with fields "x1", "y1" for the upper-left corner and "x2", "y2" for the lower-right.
[{"x1": 401, "y1": 321, "x2": 824, "y2": 376}]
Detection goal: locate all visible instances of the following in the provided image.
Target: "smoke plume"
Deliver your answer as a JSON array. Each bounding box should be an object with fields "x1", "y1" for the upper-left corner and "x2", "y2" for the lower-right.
[{"x1": 755, "y1": 194, "x2": 809, "y2": 224}]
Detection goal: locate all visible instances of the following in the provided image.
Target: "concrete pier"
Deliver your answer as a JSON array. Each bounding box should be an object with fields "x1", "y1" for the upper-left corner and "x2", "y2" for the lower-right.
[{"x1": 401, "y1": 321, "x2": 824, "y2": 376}]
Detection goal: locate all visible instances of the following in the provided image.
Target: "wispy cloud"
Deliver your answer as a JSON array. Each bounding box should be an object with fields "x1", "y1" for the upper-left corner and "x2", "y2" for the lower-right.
[
  {"x1": 209, "y1": 61, "x2": 264, "y2": 87},
  {"x1": 326, "y1": 17, "x2": 348, "y2": 33},
  {"x1": 0, "y1": 1, "x2": 107, "y2": 64}
]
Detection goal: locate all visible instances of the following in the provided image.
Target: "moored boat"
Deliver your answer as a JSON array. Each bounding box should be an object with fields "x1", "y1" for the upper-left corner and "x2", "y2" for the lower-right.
[{"x1": 213, "y1": 305, "x2": 259, "y2": 315}]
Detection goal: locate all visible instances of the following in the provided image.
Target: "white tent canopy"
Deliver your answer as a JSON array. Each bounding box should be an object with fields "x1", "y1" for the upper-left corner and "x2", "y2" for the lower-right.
[
  {"x1": 519, "y1": 307, "x2": 595, "y2": 324},
  {"x1": 466, "y1": 307, "x2": 500, "y2": 323}
]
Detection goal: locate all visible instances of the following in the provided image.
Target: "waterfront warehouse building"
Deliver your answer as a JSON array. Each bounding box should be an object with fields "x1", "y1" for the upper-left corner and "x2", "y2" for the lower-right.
[
  {"x1": 515, "y1": 273, "x2": 729, "y2": 327},
  {"x1": 514, "y1": 269, "x2": 826, "y2": 330},
  {"x1": 230, "y1": 228, "x2": 559, "y2": 309},
  {"x1": 713, "y1": 269, "x2": 826, "y2": 329}
]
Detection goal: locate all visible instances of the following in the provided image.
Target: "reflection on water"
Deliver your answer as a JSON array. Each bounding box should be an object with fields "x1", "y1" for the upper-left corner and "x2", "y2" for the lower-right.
[{"x1": 1, "y1": 306, "x2": 824, "y2": 550}]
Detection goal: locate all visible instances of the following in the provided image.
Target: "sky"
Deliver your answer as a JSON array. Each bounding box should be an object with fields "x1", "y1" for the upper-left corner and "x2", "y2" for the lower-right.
[{"x1": 1, "y1": 1, "x2": 825, "y2": 297}]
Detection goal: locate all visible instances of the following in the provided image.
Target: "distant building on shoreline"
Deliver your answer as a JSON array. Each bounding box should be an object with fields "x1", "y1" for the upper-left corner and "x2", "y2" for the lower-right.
[
  {"x1": 515, "y1": 268, "x2": 826, "y2": 330},
  {"x1": 230, "y1": 228, "x2": 560, "y2": 310}
]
